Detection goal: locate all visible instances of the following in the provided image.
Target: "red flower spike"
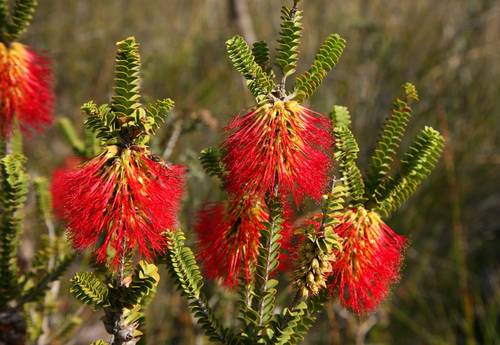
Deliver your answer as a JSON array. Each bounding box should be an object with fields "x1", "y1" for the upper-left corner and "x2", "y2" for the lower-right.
[
  {"x1": 51, "y1": 156, "x2": 82, "y2": 219},
  {"x1": 0, "y1": 42, "x2": 53, "y2": 138},
  {"x1": 55, "y1": 146, "x2": 185, "y2": 266},
  {"x1": 330, "y1": 208, "x2": 406, "y2": 314},
  {"x1": 223, "y1": 101, "x2": 333, "y2": 203},
  {"x1": 195, "y1": 196, "x2": 294, "y2": 287},
  {"x1": 276, "y1": 203, "x2": 295, "y2": 273}
]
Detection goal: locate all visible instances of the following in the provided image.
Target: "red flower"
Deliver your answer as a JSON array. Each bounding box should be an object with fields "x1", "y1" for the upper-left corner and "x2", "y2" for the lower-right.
[
  {"x1": 276, "y1": 204, "x2": 295, "y2": 273},
  {"x1": 51, "y1": 156, "x2": 82, "y2": 219},
  {"x1": 0, "y1": 42, "x2": 53, "y2": 138},
  {"x1": 54, "y1": 146, "x2": 185, "y2": 266},
  {"x1": 195, "y1": 196, "x2": 294, "y2": 287},
  {"x1": 330, "y1": 208, "x2": 406, "y2": 313},
  {"x1": 223, "y1": 101, "x2": 333, "y2": 202}
]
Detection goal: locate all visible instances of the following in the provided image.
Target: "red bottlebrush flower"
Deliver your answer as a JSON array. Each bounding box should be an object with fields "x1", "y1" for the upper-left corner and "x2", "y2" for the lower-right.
[
  {"x1": 0, "y1": 42, "x2": 53, "y2": 138},
  {"x1": 276, "y1": 204, "x2": 295, "y2": 273},
  {"x1": 195, "y1": 198, "x2": 265, "y2": 287},
  {"x1": 50, "y1": 156, "x2": 82, "y2": 219},
  {"x1": 330, "y1": 208, "x2": 406, "y2": 314},
  {"x1": 223, "y1": 100, "x2": 333, "y2": 202},
  {"x1": 55, "y1": 146, "x2": 185, "y2": 266},
  {"x1": 195, "y1": 196, "x2": 294, "y2": 287}
]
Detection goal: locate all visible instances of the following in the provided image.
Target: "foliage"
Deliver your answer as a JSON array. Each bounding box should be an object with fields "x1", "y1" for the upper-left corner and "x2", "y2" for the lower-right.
[
  {"x1": 0, "y1": 0, "x2": 37, "y2": 43},
  {"x1": 331, "y1": 106, "x2": 366, "y2": 206},
  {"x1": 330, "y1": 84, "x2": 444, "y2": 218},
  {"x1": 367, "y1": 83, "x2": 419, "y2": 197},
  {"x1": 199, "y1": 147, "x2": 226, "y2": 182},
  {"x1": 165, "y1": 230, "x2": 238, "y2": 344},
  {"x1": 276, "y1": 4, "x2": 303, "y2": 77},
  {"x1": 226, "y1": 1, "x2": 345, "y2": 104},
  {"x1": 294, "y1": 34, "x2": 346, "y2": 102},
  {"x1": 0, "y1": 151, "x2": 74, "y2": 343},
  {"x1": 226, "y1": 35, "x2": 275, "y2": 104},
  {"x1": 0, "y1": 153, "x2": 28, "y2": 305},
  {"x1": 63, "y1": 34, "x2": 180, "y2": 345},
  {"x1": 250, "y1": 197, "x2": 283, "y2": 342},
  {"x1": 84, "y1": 37, "x2": 174, "y2": 146},
  {"x1": 375, "y1": 126, "x2": 445, "y2": 217},
  {"x1": 70, "y1": 261, "x2": 160, "y2": 345},
  {"x1": 160, "y1": 3, "x2": 444, "y2": 345},
  {"x1": 3, "y1": 0, "x2": 488, "y2": 343},
  {"x1": 70, "y1": 271, "x2": 109, "y2": 308}
]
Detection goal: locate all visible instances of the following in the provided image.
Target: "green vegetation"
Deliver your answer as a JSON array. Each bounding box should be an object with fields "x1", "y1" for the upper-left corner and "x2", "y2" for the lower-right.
[{"x1": 4, "y1": 0, "x2": 499, "y2": 344}]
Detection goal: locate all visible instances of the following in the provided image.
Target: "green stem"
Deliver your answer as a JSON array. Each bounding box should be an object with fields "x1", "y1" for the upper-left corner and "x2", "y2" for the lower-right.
[
  {"x1": 272, "y1": 292, "x2": 327, "y2": 345},
  {"x1": 252, "y1": 194, "x2": 283, "y2": 340}
]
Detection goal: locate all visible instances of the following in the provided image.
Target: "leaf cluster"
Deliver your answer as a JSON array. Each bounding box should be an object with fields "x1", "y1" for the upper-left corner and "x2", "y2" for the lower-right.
[
  {"x1": 70, "y1": 261, "x2": 160, "y2": 344},
  {"x1": 0, "y1": 0, "x2": 37, "y2": 43},
  {"x1": 0, "y1": 154, "x2": 74, "y2": 345},
  {"x1": 330, "y1": 83, "x2": 445, "y2": 218},
  {"x1": 226, "y1": 1, "x2": 345, "y2": 104},
  {"x1": 199, "y1": 147, "x2": 227, "y2": 182},
  {"x1": 83, "y1": 37, "x2": 175, "y2": 147},
  {"x1": 165, "y1": 230, "x2": 239, "y2": 344}
]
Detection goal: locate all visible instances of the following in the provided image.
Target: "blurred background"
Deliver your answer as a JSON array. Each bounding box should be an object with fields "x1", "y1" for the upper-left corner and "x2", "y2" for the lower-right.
[{"x1": 19, "y1": 0, "x2": 500, "y2": 344}]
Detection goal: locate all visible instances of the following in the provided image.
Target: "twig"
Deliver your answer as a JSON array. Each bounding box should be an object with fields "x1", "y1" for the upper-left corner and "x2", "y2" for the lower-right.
[
  {"x1": 162, "y1": 118, "x2": 183, "y2": 160},
  {"x1": 355, "y1": 313, "x2": 378, "y2": 345}
]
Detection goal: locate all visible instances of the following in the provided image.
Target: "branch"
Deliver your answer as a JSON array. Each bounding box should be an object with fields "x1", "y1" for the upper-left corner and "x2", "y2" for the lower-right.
[{"x1": 252, "y1": 195, "x2": 283, "y2": 341}]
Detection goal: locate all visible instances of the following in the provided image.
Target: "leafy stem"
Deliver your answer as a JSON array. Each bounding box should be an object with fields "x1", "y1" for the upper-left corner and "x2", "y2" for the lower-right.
[{"x1": 252, "y1": 193, "x2": 283, "y2": 341}]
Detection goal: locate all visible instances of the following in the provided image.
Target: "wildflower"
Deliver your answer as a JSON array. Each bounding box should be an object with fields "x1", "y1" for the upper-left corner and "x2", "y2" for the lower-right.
[
  {"x1": 0, "y1": 42, "x2": 53, "y2": 137},
  {"x1": 330, "y1": 207, "x2": 406, "y2": 313},
  {"x1": 223, "y1": 100, "x2": 333, "y2": 202},
  {"x1": 50, "y1": 156, "x2": 82, "y2": 219},
  {"x1": 55, "y1": 145, "x2": 185, "y2": 266},
  {"x1": 195, "y1": 196, "x2": 293, "y2": 287}
]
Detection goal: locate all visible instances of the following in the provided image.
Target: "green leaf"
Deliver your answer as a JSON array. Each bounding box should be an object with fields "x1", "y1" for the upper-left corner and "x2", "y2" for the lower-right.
[
  {"x1": 367, "y1": 82, "x2": 419, "y2": 199},
  {"x1": 21, "y1": 253, "x2": 74, "y2": 304},
  {"x1": 251, "y1": 197, "x2": 283, "y2": 342},
  {"x1": 0, "y1": 1, "x2": 8, "y2": 32},
  {"x1": 112, "y1": 36, "x2": 142, "y2": 118},
  {"x1": 3, "y1": 0, "x2": 37, "y2": 42},
  {"x1": 199, "y1": 147, "x2": 226, "y2": 182},
  {"x1": 83, "y1": 125, "x2": 101, "y2": 157},
  {"x1": 375, "y1": 126, "x2": 444, "y2": 217},
  {"x1": 331, "y1": 106, "x2": 366, "y2": 205},
  {"x1": 122, "y1": 261, "x2": 160, "y2": 307},
  {"x1": 70, "y1": 272, "x2": 109, "y2": 308},
  {"x1": 83, "y1": 101, "x2": 118, "y2": 144},
  {"x1": 276, "y1": 5, "x2": 302, "y2": 77},
  {"x1": 83, "y1": 36, "x2": 174, "y2": 146},
  {"x1": 252, "y1": 41, "x2": 271, "y2": 72},
  {"x1": 272, "y1": 293, "x2": 327, "y2": 345},
  {"x1": 294, "y1": 33, "x2": 346, "y2": 101},
  {"x1": 145, "y1": 98, "x2": 175, "y2": 135},
  {"x1": 330, "y1": 105, "x2": 351, "y2": 128},
  {"x1": 226, "y1": 35, "x2": 275, "y2": 103},
  {"x1": 165, "y1": 230, "x2": 239, "y2": 344},
  {"x1": 323, "y1": 183, "x2": 348, "y2": 228},
  {"x1": 10, "y1": 122, "x2": 23, "y2": 155},
  {"x1": 57, "y1": 118, "x2": 85, "y2": 156},
  {"x1": 33, "y1": 177, "x2": 53, "y2": 225},
  {"x1": 0, "y1": 154, "x2": 28, "y2": 306},
  {"x1": 237, "y1": 274, "x2": 259, "y2": 341}
]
